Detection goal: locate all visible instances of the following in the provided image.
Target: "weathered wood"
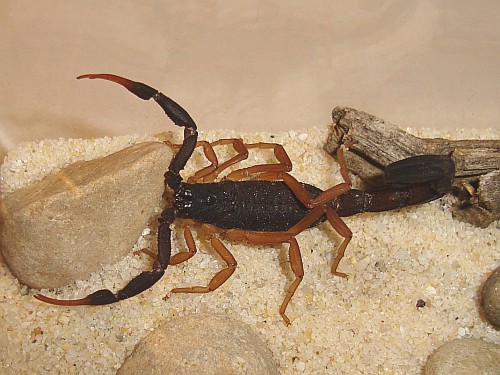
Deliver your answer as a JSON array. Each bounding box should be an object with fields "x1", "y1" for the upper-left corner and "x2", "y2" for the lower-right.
[{"x1": 324, "y1": 106, "x2": 500, "y2": 227}]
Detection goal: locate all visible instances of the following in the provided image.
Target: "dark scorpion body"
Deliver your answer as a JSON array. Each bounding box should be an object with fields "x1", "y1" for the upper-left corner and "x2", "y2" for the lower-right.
[{"x1": 36, "y1": 74, "x2": 454, "y2": 325}]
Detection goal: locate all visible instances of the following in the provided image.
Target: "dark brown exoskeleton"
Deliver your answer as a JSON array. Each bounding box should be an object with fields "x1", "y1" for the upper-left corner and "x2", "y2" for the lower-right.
[{"x1": 35, "y1": 74, "x2": 454, "y2": 325}]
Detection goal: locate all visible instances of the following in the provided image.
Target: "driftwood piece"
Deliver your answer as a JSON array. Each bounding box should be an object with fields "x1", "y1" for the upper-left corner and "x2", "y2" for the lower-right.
[{"x1": 324, "y1": 106, "x2": 500, "y2": 228}]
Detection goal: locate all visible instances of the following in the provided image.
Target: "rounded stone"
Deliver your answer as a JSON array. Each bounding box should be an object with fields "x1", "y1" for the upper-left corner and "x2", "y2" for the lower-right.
[
  {"x1": 481, "y1": 266, "x2": 500, "y2": 328},
  {"x1": 422, "y1": 338, "x2": 500, "y2": 375},
  {"x1": 117, "y1": 313, "x2": 279, "y2": 375}
]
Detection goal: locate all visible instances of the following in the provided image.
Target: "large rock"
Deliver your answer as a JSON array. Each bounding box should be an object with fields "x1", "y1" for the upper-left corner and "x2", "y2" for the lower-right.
[
  {"x1": 117, "y1": 313, "x2": 280, "y2": 375},
  {"x1": 1, "y1": 141, "x2": 172, "y2": 289}
]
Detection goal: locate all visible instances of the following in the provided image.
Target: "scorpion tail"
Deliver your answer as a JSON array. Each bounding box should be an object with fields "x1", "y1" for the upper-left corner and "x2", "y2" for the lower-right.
[
  {"x1": 77, "y1": 73, "x2": 198, "y2": 189},
  {"x1": 77, "y1": 74, "x2": 197, "y2": 131}
]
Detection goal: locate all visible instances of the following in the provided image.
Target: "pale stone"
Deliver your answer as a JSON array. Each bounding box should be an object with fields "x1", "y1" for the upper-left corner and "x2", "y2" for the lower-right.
[
  {"x1": 1, "y1": 141, "x2": 172, "y2": 289},
  {"x1": 481, "y1": 266, "x2": 500, "y2": 328},
  {"x1": 422, "y1": 338, "x2": 500, "y2": 375},
  {"x1": 117, "y1": 313, "x2": 279, "y2": 375}
]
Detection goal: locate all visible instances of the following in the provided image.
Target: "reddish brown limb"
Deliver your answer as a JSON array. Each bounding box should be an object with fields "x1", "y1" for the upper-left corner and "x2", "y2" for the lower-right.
[
  {"x1": 168, "y1": 138, "x2": 294, "y2": 183},
  {"x1": 224, "y1": 229, "x2": 306, "y2": 325},
  {"x1": 255, "y1": 143, "x2": 353, "y2": 208},
  {"x1": 169, "y1": 225, "x2": 198, "y2": 265},
  {"x1": 279, "y1": 237, "x2": 304, "y2": 326},
  {"x1": 224, "y1": 142, "x2": 292, "y2": 180},
  {"x1": 189, "y1": 139, "x2": 249, "y2": 182},
  {"x1": 133, "y1": 248, "x2": 156, "y2": 259},
  {"x1": 258, "y1": 172, "x2": 351, "y2": 208},
  {"x1": 325, "y1": 206, "x2": 352, "y2": 277},
  {"x1": 225, "y1": 229, "x2": 294, "y2": 244},
  {"x1": 284, "y1": 194, "x2": 353, "y2": 278},
  {"x1": 170, "y1": 225, "x2": 237, "y2": 294}
]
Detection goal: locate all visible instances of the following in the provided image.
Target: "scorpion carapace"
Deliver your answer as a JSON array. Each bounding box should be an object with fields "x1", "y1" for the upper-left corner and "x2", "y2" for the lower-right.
[{"x1": 35, "y1": 74, "x2": 455, "y2": 325}]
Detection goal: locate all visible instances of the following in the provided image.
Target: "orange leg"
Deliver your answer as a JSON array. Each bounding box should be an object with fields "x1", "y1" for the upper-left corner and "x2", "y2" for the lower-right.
[
  {"x1": 166, "y1": 138, "x2": 293, "y2": 183},
  {"x1": 223, "y1": 142, "x2": 292, "y2": 180},
  {"x1": 169, "y1": 224, "x2": 198, "y2": 265},
  {"x1": 279, "y1": 237, "x2": 304, "y2": 326},
  {"x1": 133, "y1": 248, "x2": 157, "y2": 259},
  {"x1": 225, "y1": 229, "x2": 305, "y2": 326},
  {"x1": 325, "y1": 207, "x2": 352, "y2": 277},
  {"x1": 188, "y1": 139, "x2": 249, "y2": 183},
  {"x1": 255, "y1": 143, "x2": 353, "y2": 208},
  {"x1": 170, "y1": 224, "x2": 237, "y2": 294},
  {"x1": 227, "y1": 202, "x2": 352, "y2": 279},
  {"x1": 283, "y1": 197, "x2": 352, "y2": 278},
  {"x1": 225, "y1": 208, "x2": 333, "y2": 325}
]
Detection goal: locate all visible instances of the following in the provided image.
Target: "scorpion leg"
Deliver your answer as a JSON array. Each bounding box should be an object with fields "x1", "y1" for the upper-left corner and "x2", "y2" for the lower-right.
[
  {"x1": 279, "y1": 238, "x2": 304, "y2": 326},
  {"x1": 187, "y1": 140, "x2": 293, "y2": 183},
  {"x1": 170, "y1": 224, "x2": 237, "y2": 294},
  {"x1": 223, "y1": 142, "x2": 293, "y2": 180},
  {"x1": 188, "y1": 139, "x2": 249, "y2": 183},
  {"x1": 324, "y1": 207, "x2": 352, "y2": 277},
  {"x1": 224, "y1": 229, "x2": 306, "y2": 326},
  {"x1": 169, "y1": 222, "x2": 198, "y2": 265},
  {"x1": 283, "y1": 206, "x2": 352, "y2": 278},
  {"x1": 35, "y1": 208, "x2": 175, "y2": 305},
  {"x1": 255, "y1": 143, "x2": 353, "y2": 208}
]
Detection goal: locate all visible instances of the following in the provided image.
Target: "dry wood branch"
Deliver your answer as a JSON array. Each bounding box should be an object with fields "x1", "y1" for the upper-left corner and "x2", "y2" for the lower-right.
[{"x1": 324, "y1": 106, "x2": 500, "y2": 228}]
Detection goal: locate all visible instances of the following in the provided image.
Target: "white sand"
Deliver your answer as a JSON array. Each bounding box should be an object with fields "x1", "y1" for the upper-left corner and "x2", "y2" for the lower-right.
[{"x1": 0, "y1": 126, "x2": 498, "y2": 374}]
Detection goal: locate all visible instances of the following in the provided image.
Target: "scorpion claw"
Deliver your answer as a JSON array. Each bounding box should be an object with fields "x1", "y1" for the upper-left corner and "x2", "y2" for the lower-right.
[
  {"x1": 35, "y1": 270, "x2": 166, "y2": 306},
  {"x1": 34, "y1": 289, "x2": 118, "y2": 306}
]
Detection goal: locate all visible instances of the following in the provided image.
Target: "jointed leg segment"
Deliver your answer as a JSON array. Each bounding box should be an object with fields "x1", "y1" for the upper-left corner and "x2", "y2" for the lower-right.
[
  {"x1": 169, "y1": 224, "x2": 237, "y2": 294},
  {"x1": 166, "y1": 139, "x2": 293, "y2": 183}
]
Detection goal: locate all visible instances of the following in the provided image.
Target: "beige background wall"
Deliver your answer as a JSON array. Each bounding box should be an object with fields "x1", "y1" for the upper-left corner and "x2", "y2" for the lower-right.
[{"x1": 1, "y1": 1, "x2": 499, "y2": 160}]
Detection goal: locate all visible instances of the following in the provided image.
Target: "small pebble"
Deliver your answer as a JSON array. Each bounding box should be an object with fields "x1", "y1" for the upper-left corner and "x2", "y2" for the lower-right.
[
  {"x1": 416, "y1": 299, "x2": 426, "y2": 309},
  {"x1": 422, "y1": 338, "x2": 500, "y2": 375},
  {"x1": 481, "y1": 266, "x2": 500, "y2": 328}
]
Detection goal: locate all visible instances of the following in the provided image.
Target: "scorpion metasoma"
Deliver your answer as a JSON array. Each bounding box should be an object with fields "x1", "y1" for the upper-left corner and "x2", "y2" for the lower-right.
[{"x1": 35, "y1": 74, "x2": 455, "y2": 325}]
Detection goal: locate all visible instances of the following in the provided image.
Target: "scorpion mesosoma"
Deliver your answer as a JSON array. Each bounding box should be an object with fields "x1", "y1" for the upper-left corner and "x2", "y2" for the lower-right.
[{"x1": 35, "y1": 74, "x2": 454, "y2": 325}]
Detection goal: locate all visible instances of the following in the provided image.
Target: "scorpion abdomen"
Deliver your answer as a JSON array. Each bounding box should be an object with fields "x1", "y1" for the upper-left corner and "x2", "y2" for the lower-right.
[{"x1": 175, "y1": 180, "x2": 326, "y2": 232}]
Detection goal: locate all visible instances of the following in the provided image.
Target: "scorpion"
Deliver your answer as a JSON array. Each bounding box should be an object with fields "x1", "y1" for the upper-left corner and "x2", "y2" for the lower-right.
[{"x1": 35, "y1": 74, "x2": 454, "y2": 325}]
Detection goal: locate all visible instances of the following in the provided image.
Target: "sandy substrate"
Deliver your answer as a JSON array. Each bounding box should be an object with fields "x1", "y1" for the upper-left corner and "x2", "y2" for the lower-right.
[{"x1": 0, "y1": 126, "x2": 499, "y2": 374}]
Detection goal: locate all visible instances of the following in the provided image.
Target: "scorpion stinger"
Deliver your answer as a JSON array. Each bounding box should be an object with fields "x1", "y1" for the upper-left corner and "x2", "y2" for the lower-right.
[{"x1": 35, "y1": 74, "x2": 198, "y2": 306}]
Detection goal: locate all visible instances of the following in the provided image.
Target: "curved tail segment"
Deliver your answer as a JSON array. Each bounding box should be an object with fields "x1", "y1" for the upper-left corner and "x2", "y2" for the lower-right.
[
  {"x1": 77, "y1": 74, "x2": 198, "y2": 190},
  {"x1": 334, "y1": 155, "x2": 455, "y2": 217}
]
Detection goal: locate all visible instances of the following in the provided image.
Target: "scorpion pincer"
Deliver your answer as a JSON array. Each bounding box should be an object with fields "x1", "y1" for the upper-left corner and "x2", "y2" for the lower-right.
[{"x1": 35, "y1": 74, "x2": 454, "y2": 325}]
